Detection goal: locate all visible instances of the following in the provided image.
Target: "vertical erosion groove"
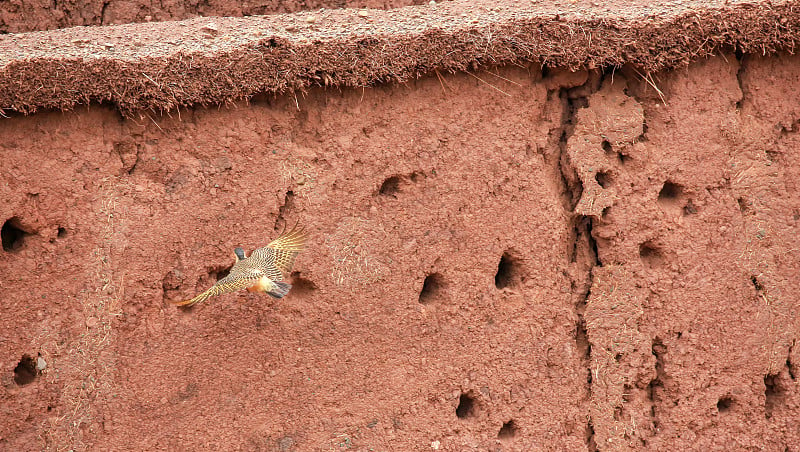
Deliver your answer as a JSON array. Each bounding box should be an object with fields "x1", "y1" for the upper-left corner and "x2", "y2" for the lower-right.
[
  {"x1": 735, "y1": 48, "x2": 746, "y2": 109},
  {"x1": 553, "y1": 71, "x2": 605, "y2": 451},
  {"x1": 649, "y1": 338, "x2": 667, "y2": 431}
]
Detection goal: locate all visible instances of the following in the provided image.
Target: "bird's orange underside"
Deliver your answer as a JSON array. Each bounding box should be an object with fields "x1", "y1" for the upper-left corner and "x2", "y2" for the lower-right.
[{"x1": 246, "y1": 276, "x2": 270, "y2": 293}]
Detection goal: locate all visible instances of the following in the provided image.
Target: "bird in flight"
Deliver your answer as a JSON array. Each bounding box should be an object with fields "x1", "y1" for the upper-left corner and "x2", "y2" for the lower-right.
[{"x1": 174, "y1": 223, "x2": 308, "y2": 307}]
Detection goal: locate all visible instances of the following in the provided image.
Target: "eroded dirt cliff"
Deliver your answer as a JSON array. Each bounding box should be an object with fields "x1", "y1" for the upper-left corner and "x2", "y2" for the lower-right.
[
  {"x1": 2, "y1": 54, "x2": 799, "y2": 451},
  {"x1": 1, "y1": 1, "x2": 799, "y2": 451}
]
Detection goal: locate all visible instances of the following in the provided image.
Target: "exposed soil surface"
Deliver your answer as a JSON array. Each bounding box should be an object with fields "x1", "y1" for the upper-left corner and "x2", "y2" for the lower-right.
[
  {"x1": 2, "y1": 0, "x2": 800, "y2": 115},
  {"x1": 2, "y1": 56, "x2": 799, "y2": 451},
  {"x1": 1, "y1": 1, "x2": 799, "y2": 451},
  {"x1": 1, "y1": 66, "x2": 591, "y2": 450}
]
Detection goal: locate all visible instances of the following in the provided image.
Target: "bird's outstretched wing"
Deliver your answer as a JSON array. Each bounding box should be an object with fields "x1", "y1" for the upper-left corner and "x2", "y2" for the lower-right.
[
  {"x1": 252, "y1": 223, "x2": 309, "y2": 276},
  {"x1": 173, "y1": 271, "x2": 262, "y2": 307}
]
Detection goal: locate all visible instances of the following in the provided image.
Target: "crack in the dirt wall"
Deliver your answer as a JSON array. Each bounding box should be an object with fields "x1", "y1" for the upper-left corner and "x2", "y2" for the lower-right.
[
  {"x1": 100, "y1": 1, "x2": 110, "y2": 26},
  {"x1": 649, "y1": 337, "x2": 667, "y2": 433},
  {"x1": 551, "y1": 69, "x2": 606, "y2": 451},
  {"x1": 763, "y1": 340, "x2": 798, "y2": 423},
  {"x1": 274, "y1": 190, "x2": 295, "y2": 231},
  {"x1": 113, "y1": 139, "x2": 140, "y2": 175},
  {"x1": 546, "y1": 79, "x2": 602, "y2": 450},
  {"x1": 735, "y1": 49, "x2": 747, "y2": 109},
  {"x1": 555, "y1": 67, "x2": 667, "y2": 449}
]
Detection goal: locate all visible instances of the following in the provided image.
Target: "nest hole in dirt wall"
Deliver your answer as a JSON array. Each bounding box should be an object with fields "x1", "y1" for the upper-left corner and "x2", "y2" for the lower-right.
[
  {"x1": 210, "y1": 263, "x2": 234, "y2": 281},
  {"x1": 378, "y1": 176, "x2": 401, "y2": 197},
  {"x1": 2, "y1": 217, "x2": 30, "y2": 252},
  {"x1": 419, "y1": 272, "x2": 445, "y2": 304},
  {"x1": 498, "y1": 420, "x2": 519, "y2": 439},
  {"x1": 13, "y1": 354, "x2": 37, "y2": 386},
  {"x1": 456, "y1": 392, "x2": 478, "y2": 419},
  {"x1": 658, "y1": 181, "x2": 682, "y2": 199},
  {"x1": 639, "y1": 241, "x2": 665, "y2": 269},
  {"x1": 595, "y1": 171, "x2": 613, "y2": 189},
  {"x1": 495, "y1": 252, "x2": 523, "y2": 289},
  {"x1": 289, "y1": 271, "x2": 317, "y2": 297},
  {"x1": 717, "y1": 396, "x2": 735, "y2": 413},
  {"x1": 657, "y1": 181, "x2": 687, "y2": 214}
]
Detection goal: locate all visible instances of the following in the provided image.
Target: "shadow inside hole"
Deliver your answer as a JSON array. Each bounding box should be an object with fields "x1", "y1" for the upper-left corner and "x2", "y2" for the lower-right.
[
  {"x1": 290, "y1": 271, "x2": 317, "y2": 297},
  {"x1": 419, "y1": 273, "x2": 444, "y2": 303},
  {"x1": 57, "y1": 227, "x2": 67, "y2": 238},
  {"x1": 13, "y1": 355, "x2": 37, "y2": 386},
  {"x1": 602, "y1": 140, "x2": 612, "y2": 154},
  {"x1": 639, "y1": 242, "x2": 664, "y2": 269},
  {"x1": 378, "y1": 176, "x2": 401, "y2": 197},
  {"x1": 2, "y1": 218, "x2": 29, "y2": 252},
  {"x1": 595, "y1": 171, "x2": 612, "y2": 189},
  {"x1": 455, "y1": 393, "x2": 476, "y2": 419},
  {"x1": 211, "y1": 264, "x2": 234, "y2": 282},
  {"x1": 751, "y1": 275, "x2": 764, "y2": 292},
  {"x1": 657, "y1": 181, "x2": 684, "y2": 205},
  {"x1": 495, "y1": 253, "x2": 521, "y2": 289},
  {"x1": 764, "y1": 374, "x2": 782, "y2": 419},
  {"x1": 737, "y1": 197, "x2": 752, "y2": 215},
  {"x1": 498, "y1": 420, "x2": 518, "y2": 439},
  {"x1": 717, "y1": 396, "x2": 734, "y2": 413}
]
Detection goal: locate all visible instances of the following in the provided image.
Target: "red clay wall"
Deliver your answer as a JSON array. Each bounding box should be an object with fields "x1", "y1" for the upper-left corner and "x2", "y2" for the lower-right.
[
  {"x1": 1, "y1": 1, "x2": 800, "y2": 451},
  {"x1": 0, "y1": 0, "x2": 428, "y2": 33},
  {"x1": 1, "y1": 53, "x2": 798, "y2": 450}
]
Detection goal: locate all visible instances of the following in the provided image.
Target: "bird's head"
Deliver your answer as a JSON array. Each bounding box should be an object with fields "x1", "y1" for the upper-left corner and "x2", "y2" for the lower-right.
[{"x1": 233, "y1": 247, "x2": 246, "y2": 260}]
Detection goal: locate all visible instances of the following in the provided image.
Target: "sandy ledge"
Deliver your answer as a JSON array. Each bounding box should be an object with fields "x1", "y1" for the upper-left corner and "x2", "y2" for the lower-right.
[{"x1": 0, "y1": 0, "x2": 798, "y2": 114}]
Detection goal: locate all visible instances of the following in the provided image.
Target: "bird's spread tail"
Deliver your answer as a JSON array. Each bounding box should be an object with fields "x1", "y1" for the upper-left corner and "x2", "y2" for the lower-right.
[{"x1": 267, "y1": 281, "x2": 292, "y2": 298}]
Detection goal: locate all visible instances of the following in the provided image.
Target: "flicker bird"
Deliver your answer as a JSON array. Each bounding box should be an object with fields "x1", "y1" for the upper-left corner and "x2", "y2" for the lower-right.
[{"x1": 174, "y1": 223, "x2": 308, "y2": 307}]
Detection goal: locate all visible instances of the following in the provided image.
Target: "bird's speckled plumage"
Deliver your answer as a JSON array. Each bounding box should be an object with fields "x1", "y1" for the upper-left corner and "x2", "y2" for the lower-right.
[{"x1": 174, "y1": 224, "x2": 308, "y2": 307}]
